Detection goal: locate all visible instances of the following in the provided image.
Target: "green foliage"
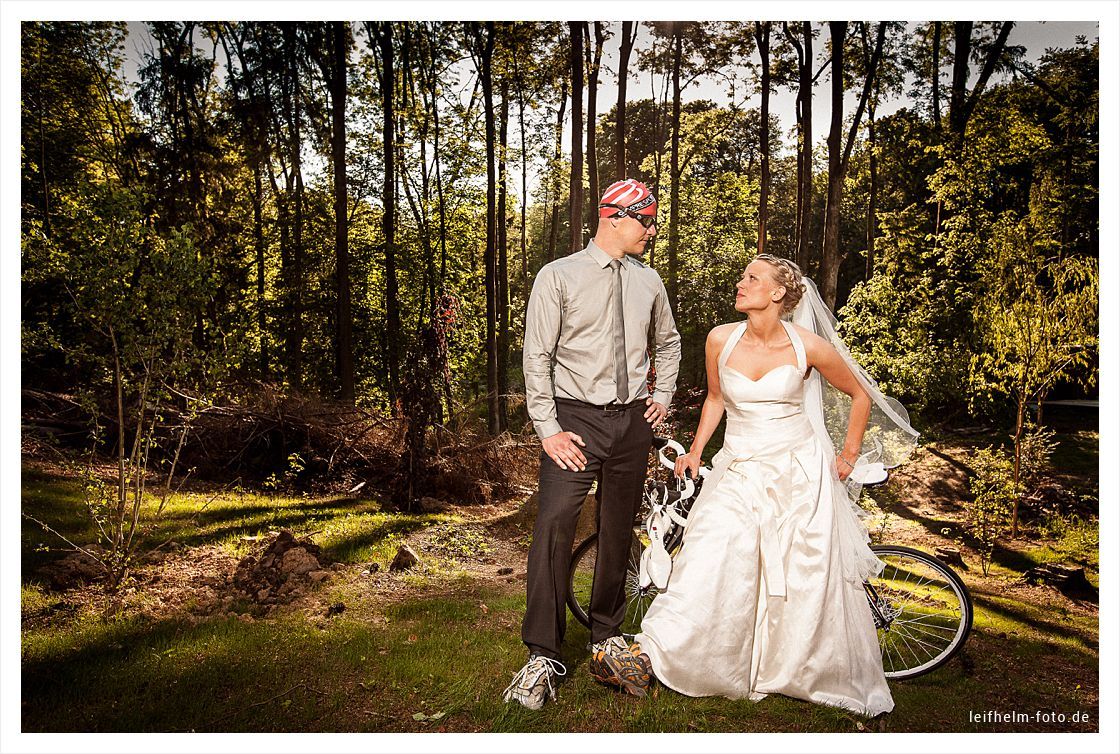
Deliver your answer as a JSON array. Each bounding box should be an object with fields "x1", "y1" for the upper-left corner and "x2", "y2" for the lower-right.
[
  {"x1": 20, "y1": 21, "x2": 1099, "y2": 440},
  {"x1": 1017, "y1": 423, "x2": 1058, "y2": 492},
  {"x1": 969, "y1": 217, "x2": 1098, "y2": 416},
  {"x1": 966, "y1": 447, "x2": 1016, "y2": 575},
  {"x1": 842, "y1": 41, "x2": 1099, "y2": 423},
  {"x1": 425, "y1": 523, "x2": 493, "y2": 561},
  {"x1": 1039, "y1": 512, "x2": 1099, "y2": 568},
  {"x1": 840, "y1": 205, "x2": 967, "y2": 412},
  {"x1": 263, "y1": 453, "x2": 307, "y2": 492}
]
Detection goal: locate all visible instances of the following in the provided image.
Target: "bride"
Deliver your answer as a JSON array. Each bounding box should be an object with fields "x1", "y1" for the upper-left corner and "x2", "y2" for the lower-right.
[{"x1": 632, "y1": 254, "x2": 918, "y2": 716}]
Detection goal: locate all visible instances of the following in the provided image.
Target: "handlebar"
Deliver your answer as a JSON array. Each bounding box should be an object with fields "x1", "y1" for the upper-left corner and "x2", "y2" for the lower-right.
[
  {"x1": 656, "y1": 437, "x2": 688, "y2": 470},
  {"x1": 653, "y1": 437, "x2": 710, "y2": 505}
]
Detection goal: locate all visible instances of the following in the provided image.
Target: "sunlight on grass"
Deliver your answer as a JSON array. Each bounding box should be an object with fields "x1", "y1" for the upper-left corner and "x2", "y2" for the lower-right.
[
  {"x1": 21, "y1": 463, "x2": 1098, "y2": 733},
  {"x1": 21, "y1": 582, "x2": 53, "y2": 613},
  {"x1": 22, "y1": 468, "x2": 465, "y2": 571},
  {"x1": 971, "y1": 592, "x2": 1097, "y2": 658}
]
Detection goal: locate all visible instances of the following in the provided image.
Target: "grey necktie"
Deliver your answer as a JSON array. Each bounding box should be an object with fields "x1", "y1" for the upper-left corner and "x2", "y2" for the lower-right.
[{"x1": 610, "y1": 259, "x2": 628, "y2": 404}]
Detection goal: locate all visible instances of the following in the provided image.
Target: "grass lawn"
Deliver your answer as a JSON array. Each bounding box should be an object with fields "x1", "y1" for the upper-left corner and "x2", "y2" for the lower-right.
[{"x1": 19, "y1": 422, "x2": 1100, "y2": 733}]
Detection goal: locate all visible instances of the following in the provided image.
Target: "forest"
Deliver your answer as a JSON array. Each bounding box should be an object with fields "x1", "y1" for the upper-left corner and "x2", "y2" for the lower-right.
[{"x1": 18, "y1": 20, "x2": 1101, "y2": 734}]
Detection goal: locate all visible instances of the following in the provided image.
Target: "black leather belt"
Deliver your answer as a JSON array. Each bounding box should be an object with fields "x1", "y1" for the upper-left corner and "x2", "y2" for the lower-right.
[{"x1": 555, "y1": 397, "x2": 645, "y2": 412}]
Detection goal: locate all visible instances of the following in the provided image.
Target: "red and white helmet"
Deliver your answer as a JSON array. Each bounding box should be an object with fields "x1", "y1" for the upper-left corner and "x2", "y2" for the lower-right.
[{"x1": 598, "y1": 179, "x2": 657, "y2": 218}]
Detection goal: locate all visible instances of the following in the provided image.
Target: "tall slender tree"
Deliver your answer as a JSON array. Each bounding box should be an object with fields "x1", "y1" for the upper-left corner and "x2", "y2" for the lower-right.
[
  {"x1": 329, "y1": 22, "x2": 354, "y2": 402},
  {"x1": 369, "y1": 21, "x2": 400, "y2": 405},
  {"x1": 948, "y1": 21, "x2": 1015, "y2": 141},
  {"x1": 470, "y1": 22, "x2": 501, "y2": 435},
  {"x1": 568, "y1": 21, "x2": 585, "y2": 252},
  {"x1": 754, "y1": 21, "x2": 772, "y2": 255},
  {"x1": 668, "y1": 22, "x2": 683, "y2": 305},
  {"x1": 615, "y1": 21, "x2": 637, "y2": 178},
  {"x1": 933, "y1": 22, "x2": 943, "y2": 130},
  {"x1": 546, "y1": 73, "x2": 568, "y2": 262},
  {"x1": 585, "y1": 22, "x2": 605, "y2": 230},
  {"x1": 280, "y1": 23, "x2": 307, "y2": 389},
  {"x1": 820, "y1": 21, "x2": 886, "y2": 308},
  {"x1": 782, "y1": 22, "x2": 814, "y2": 270},
  {"x1": 497, "y1": 72, "x2": 510, "y2": 430}
]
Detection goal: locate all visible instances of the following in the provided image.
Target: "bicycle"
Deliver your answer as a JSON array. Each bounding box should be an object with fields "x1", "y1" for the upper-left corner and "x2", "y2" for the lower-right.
[{"x1": 567, "y1": 437, "x2": 973, "y2": 681}]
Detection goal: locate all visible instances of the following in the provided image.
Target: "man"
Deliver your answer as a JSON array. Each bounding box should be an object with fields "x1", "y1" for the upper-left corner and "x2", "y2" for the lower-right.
[{"x1": 503, "y1": 179, "x2": 681, "y2": 709}]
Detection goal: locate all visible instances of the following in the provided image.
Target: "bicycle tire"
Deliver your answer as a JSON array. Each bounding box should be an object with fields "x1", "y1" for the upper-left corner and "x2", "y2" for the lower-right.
[
  {"x1": 567, "y1": 539, "x2": 972, "y2": 681},
  {"x1": 868, "y1": 545, "x2": 973, "y2": 680},
  {"x1": 567, "y1": 529, "x2": 652, "y2": 639}
]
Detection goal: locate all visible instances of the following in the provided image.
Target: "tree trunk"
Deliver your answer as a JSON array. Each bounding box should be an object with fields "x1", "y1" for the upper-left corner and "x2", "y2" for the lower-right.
[
  {"x1": 568, "y1": 22, "x2": 585, "y2": 252},
  {"x1": 820, "y1": 22, "x2": 846, "y2": 309},
  {"x1": 429, "y1": 31, "x2": 449, "y2": 285},
  {"x1": 932, "y1": 22, "x2": 942, "y2": 129},
  {"x1": 547, "y1": 76, "x2": 567, "y2": 263},
  {"x1": 755, "y1": 22, "x2": 771, "y2": 256},
  {"x1": 291, "y1": 29, "x2": 305, "y2": 391},
  {"x1": 479, "y1": 23, "x2": 500, "y2": 435},
  {"x1": 253, "y1": 159, "x2": 268, "y2": 378},
  {"x1": 498, "y1": 74, "x2": 510, "y2": 430},
  {"x1": 332, "y1": 21, "x2": 354, "y2": 404},
  {"x1": 783, "y1": 22, "x2": 805, "y2": 266},
  {"x1": 863, "y1": 23, "x2": 879, "y2": 279},
  {"x1": 784, "y1": 22, "x2": 814, "y2": 271},
  {"x1": 515, "y1": 56, "x2": 529, "y2": 282},
  {"x1": 960, "y1": 22, "x2": 1015, "y2": 134},
  {"x1": 649, "y1": 25, "x2": 670, "y2": 269},
  {"x1": 949, "y1": 22, "x2": 972, "y2": 139},
  {"x1": 377, "y1": 22, "x2": 400, "y2": 407},
  {"x1": 585, "y1": 22, "x2": 604, "y2": 231},
  {"x1": 821, "y1": 22, "x2": 885, "y2": 307},
  {"x1": 866, "y1": 103, "x2": 878, "y2": 278},
  {"x1": 1011, "y1": 393, "x2": 1026, "y2": 537},
  {"x1": 668, "y1": 23, "x2": 683, "y2": 307},
  {"x1": 616, "y1": 21, "x2": 636, "y2": 178}
]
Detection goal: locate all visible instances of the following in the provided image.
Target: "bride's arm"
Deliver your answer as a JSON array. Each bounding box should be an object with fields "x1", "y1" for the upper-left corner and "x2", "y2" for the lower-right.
[
  {"x1": 675, "y1": 325, "x2": 731, "y2": 479},
  {"x1": 799, "y1": 328, "x2": 871, "y2": 480}
]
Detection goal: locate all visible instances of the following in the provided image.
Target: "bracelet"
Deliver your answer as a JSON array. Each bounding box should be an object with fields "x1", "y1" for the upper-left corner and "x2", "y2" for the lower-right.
[{"x1": 837, "y1": 455, "x2": 854, "y2": 469}]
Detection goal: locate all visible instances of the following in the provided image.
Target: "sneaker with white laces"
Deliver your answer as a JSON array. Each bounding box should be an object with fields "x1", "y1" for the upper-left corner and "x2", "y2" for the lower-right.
[{"x1": 502, "y1": 654, "x2": 567, "y2": 710}]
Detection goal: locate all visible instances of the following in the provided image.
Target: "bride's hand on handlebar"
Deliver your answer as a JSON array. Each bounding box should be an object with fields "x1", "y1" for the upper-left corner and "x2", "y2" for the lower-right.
[{"x1": 674, "y1": 451, "x2": 702, "y2": 480}]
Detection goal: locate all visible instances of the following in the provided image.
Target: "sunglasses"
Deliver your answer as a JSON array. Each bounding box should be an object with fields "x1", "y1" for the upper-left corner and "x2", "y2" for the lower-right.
[{"x1": 601, "y1": 204, "x2": 657, "y2": 229}]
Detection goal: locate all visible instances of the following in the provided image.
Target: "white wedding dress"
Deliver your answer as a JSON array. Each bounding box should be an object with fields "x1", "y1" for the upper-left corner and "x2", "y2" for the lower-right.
[{"x1": 636, "y1": 319, "x2": 894, "y2": 716}]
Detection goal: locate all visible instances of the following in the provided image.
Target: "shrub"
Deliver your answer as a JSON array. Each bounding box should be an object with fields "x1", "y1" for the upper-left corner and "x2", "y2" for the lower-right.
[{"x1": 966, "y1": 447, "x2": 1016, "y2": 575}]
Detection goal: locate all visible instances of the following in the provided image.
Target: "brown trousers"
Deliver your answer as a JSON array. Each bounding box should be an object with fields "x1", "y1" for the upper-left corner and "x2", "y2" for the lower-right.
[{"x1": 522, "y1": 398, "x2": 653, "y2": 661}]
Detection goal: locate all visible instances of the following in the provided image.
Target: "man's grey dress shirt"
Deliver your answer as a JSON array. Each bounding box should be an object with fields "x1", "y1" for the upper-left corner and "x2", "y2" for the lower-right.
[{"x1": 523, "y1": 241, "x2": 682, "y2": 440}]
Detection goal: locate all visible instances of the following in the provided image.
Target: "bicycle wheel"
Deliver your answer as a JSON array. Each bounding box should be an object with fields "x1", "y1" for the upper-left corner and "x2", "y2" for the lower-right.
[
  {"x1": 567, "y1": 529, "x2": 654, "y2": 639},
  {"x1": 868, "y1": 545, "x2": 973, "y2": 680}
]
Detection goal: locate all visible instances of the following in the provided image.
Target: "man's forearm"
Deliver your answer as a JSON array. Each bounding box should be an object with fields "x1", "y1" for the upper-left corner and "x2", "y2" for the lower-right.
[
  {"x1": 525, "y1": 370, "x2": 562, "y2": 440},
  {"x1": 523, "y1": 267, "x2": 563, "y2": 440},
  {"x1": 652, "y1": 283, "x2": 681, "y2": 407},
  {"x1": 652, "y1": 335, "x2": 681, "y2": 407}
]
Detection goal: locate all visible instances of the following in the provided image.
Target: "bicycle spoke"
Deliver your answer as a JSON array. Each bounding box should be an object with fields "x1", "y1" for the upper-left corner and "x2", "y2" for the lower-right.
[
  {"x1": 894, "y1": 615, "x2": 960, "y2": 633},
  {"x1": 893, "y1": 623, "x2": 946, "y2": 658},
  {"x1": 894, "y1": 620, "x2": 934, "y2": 665},
  {"x1": 893, "y1": 619, "x2": 957, "y2": 646}
]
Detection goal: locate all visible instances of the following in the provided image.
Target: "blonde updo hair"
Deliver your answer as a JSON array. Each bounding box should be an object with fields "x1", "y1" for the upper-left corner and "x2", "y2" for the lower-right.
[{"x1": 753, "y1": 254, "x2": 805, "y2": 316}]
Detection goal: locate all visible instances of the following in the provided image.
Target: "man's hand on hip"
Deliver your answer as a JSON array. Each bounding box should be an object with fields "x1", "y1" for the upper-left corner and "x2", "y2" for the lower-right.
[
  {"x1": 541, "y1": 431, "x2": 588, "y2": 471},
  {"x1": 644, "y1": 398, "x2": 668, "y2": 427}
]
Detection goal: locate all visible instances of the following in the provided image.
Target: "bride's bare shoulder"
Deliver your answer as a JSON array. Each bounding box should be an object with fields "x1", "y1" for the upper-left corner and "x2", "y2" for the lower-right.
[
  {"x1": 788, "y1": 323, "x2": 831, "y2": 356},
  {"x1": 706, "y1": 322, "x2": 741, "y2": 348}
]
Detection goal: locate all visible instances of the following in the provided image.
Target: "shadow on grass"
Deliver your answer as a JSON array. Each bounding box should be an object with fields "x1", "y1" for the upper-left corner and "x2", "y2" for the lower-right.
[
  {"x1": 21, "y1": 579, "x2": 1099, "y2": 733},
  {"x1": 987, "y1": 541, "x2": 1043, "y2": 574},
  {"x1": 879, "y1": 493, "x2": 962, "y2": 541},
  {"x1": 969, "y1": 588, "x2": 1098, "y2": 653},
  {"x1": 320, "y1": 517, "x2": 440, "y2": 563}
]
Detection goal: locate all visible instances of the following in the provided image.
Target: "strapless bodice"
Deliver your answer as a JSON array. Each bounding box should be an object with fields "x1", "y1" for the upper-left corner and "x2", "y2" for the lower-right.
[{"x1": 718, "y1": 322, "x2": 811, "y2": 453}]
